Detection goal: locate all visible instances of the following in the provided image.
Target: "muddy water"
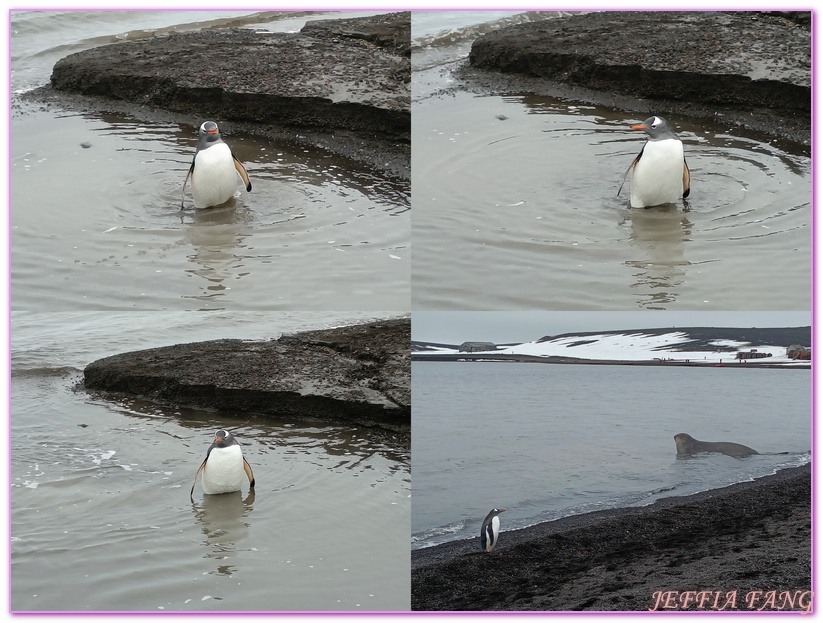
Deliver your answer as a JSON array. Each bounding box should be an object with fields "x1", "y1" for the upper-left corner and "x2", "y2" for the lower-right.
[
  {"x1": 11, "y1": 10, "x2": 410, "y2": 312},
  {"x1": 11, "y1": 311, "x2": 410, "y2": 611},
  {"x1": 411, "y1": 93, "x2": 809, "y2": 310},
  {"x1": 12, "y1": 108, "x2": 409, "y2": 310},
  {"x1": 410, "y1": 10, "x2": 810, "y2": 311}
]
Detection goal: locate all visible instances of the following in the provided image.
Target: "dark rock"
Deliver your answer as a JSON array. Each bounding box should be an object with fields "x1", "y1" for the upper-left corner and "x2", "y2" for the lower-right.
[
  {"x1": 757, "y1": 11, "x2": 812, "y2": 27},
  {"x1": 463, "y1": 11, "x2": 810, "y2": 144},
  {"x1": 30, "y1": 13, "x2": 410, "y2": 177},
  {"x1": 302, "y1": 12, "x2": 411, "y2": 58},
  {"x1": 83, "y1": 317, "x2": 410, "y2": 434},
  {"x1": 49, "y1": 20, "x2": 409, "y2": 140},
  {"x1": 412, "y1": 464, "x2": 811, "y2": 611},
  {"x1": 470, "y1": 12, "x2": 809, "y2": 110}
]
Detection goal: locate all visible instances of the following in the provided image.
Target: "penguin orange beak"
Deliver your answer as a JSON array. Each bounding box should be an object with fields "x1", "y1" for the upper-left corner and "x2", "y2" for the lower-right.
[
  {"x1": 207, "y1": 128, "x2": 218, "y2": 134},
  {"x1": 631, "y1": 124, "x2": 649, "y2": 130}
]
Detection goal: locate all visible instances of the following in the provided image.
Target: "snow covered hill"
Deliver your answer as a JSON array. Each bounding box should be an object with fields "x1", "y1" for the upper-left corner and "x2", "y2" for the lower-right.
[{"x1": 412, "y1": 327, "x2": 811, "y2": 366}]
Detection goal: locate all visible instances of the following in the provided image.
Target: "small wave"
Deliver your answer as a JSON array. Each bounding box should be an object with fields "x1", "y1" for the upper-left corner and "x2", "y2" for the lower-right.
[
  {"x1": 19, "y1": 10, "x2": 319, "y2": 72},
  {"x1": 11, "y1": 365, "x2": 82, "y2": 378},
  {"x1": 412, "y1": 11, "x2": 569, "y2": 51},
  {"x1": 766, "y1": 452, "x2": 811, "y2": 472},
  {"x1": 411, "y1": 519, "x2": 466, "y2": 547}
]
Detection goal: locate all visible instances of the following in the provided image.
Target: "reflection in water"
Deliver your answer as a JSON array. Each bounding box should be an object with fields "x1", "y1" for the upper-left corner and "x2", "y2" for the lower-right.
[
  {"x1": 411, "y1": 87, "x2": 809, "y2": 310},
  {"x1": 622, "y1": 205, "x2": 694, "y2": 309},
  {"x1": 192, "y1": 490, "x2": 256, "y2": 577},
  {"x1": 180, "y1": 202, "x2": 312, "y2": 305},
  {"x1": 11, "y1": 105, "x2": 409, "y2": 311},
  {"x1": 265, "y1": 424, "x2": 410, "y2": 478},
  {"x1": 183, "y1": 203, "x2": 252, "y2": 302}
]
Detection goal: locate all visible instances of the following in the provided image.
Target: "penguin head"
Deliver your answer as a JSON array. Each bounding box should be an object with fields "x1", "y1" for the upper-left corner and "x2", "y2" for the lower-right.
[
  {"x1": 631, "y1": 116, "x2": 677, "y2": 141},
  {"x1": 212, "y1": 429, "x2": 238, "y2": 448},
  {"x1": 198, "y1": 121, "x2": 223, "y2": 148}
]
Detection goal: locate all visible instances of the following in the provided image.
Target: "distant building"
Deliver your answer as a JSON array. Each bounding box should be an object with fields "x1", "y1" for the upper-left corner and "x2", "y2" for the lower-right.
[
  {"x1": 735, "y1": 349, "x2": 772, "y2": 360},
  {"x1": 458, "y1": 341, "x2": 497, "y2": 353},
  {"x1": 787, "y1": 344, "x2": 811, "y2": 360}
]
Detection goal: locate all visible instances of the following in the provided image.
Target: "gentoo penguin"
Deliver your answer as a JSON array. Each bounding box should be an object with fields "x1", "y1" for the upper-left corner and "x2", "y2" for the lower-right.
[
  {"x1": 481, "y1": 508, "x2": 505, "y2": 552},
  {"x1": 190, "y1": 429, "x2": 255, "y2": 498},
  {"x1": 181, "y1": 121, "x2": 252, "y2": 209},
  {"x1": 618, "y1": 115, "x2": 690, "y2": 208}
]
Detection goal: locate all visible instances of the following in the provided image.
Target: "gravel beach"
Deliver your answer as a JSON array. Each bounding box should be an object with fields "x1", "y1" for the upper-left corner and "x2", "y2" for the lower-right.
[{"x1": 411, "y1": 463, "x2": 811, "y2": 612}]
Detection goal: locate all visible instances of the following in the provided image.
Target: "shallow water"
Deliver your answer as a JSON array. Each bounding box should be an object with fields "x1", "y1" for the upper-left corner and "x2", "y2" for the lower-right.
[
  {"x1": 410, "y1": 14, "x2": 810, "y2": 311},
  {"x1": 411, "y1": 362, "x2": 810, "y2": 550},
  {"x1": 11, "y1": 311, "x2": 410, "y2": 612},
  {"x1": 11, "y1": 10, "x2": 410, "y2": 312}
]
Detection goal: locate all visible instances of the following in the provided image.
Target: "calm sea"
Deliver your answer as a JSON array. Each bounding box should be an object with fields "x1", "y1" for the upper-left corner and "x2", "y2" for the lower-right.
[{"x1": 411, "y1": 361, "x2": 810, "y2": 549}]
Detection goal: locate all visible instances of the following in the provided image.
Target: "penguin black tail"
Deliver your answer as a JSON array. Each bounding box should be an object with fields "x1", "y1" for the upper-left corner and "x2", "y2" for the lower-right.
[{"x1": 244, "y1": 458, "x2": 256, "y2": 489}]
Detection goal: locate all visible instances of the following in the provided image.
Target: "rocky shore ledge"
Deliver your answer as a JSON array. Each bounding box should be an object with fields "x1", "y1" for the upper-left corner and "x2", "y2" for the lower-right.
[
  {"x1": 412, "y1": 463, "x2": 810, "y2": 612},
  {"x1": 29, "y1": 12, "x2": 411, "y2": 178},
  {"x1": 83, "y1": 317, "x2": 410, "y2": 435},
  {"x1": 458, "y1": 11, "x2": 810, "y2": 145}
]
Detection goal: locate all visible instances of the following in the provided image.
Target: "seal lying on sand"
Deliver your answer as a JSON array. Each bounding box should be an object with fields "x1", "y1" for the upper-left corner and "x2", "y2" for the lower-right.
[{"x1": 674, "y1": 433, "x2": 759, "y2": 458}]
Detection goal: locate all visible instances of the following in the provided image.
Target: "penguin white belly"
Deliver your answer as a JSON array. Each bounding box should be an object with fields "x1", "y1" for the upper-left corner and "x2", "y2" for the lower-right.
[
  {"x1": 630, "y1": 139, "x2": 685, "y2": 208},
  {"x1": 487, "y1": 516, "x2": 500, "y2": 551},
  {"x1": 201, "y1": 445, "x2": 244, "y2": 494},
  {"x1": 191, "y1": 143, "x2": 240, "y2": 208}
]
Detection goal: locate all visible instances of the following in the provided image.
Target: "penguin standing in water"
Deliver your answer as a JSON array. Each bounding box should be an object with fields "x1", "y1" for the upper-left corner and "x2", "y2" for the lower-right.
[
  {"x1": 619, "y1": 115, "x2": 690, "y2": 208},
  {"x1": 190, "y1": 430, "x2": 255, "y2": 498},
  {"x1": 181, "y1": 121, "x2": 252, "y2": 209},
  {"x1": 481, "y1": 508, "x2": 505, "y2": 552}
]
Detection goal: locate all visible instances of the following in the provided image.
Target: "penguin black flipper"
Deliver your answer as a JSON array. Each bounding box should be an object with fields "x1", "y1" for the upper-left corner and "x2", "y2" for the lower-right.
[
  {"x1": 233, "y1": 155, "x2": 252, "y2": 192},
  {"x1": 480, "y1": 508, "x2": 504, "y2": 552},
  {"x1": 243, "y1": 457, "x2": 255, "y2": 488},
  {"x1": 682, "y1": 159, "x2": 691, "y2": 198},
  {"x1": 617, "y1": 147, "x2": 644, "y2": 197},
  {"x1": 190, "y1": 457, "x2": 207, "y2": 499},
  {"x1": 181, "y1": 160, "x2": 195, "y2": 208}
]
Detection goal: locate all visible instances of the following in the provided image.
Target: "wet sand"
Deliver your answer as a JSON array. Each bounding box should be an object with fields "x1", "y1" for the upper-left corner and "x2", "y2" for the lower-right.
[{"x1": 411, "y1": 463, "x2": 811, "y2": 612}]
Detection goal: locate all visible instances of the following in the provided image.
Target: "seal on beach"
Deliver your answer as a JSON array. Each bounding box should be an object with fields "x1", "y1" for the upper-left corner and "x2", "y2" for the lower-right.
[
  {"x1": 674, "y1": 433, "x2": 759, "y2": 458},
  {"x1": 481, "y1": 508, "x2": 505, "y2": 552},
  {"x1": 182, "y1": 121, "x2": 252, "y2": 208},
  {"x1": 190, "y1": 429, "x2": 256, "y2": 497},
  {"x1": 618, "y1": 116, "x2": 690, "y2": 208}
]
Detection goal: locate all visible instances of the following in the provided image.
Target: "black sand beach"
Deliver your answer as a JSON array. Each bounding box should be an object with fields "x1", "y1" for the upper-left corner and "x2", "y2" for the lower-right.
[{"x1": 411, "y1": 463, "x2": 811, "y2": 612}]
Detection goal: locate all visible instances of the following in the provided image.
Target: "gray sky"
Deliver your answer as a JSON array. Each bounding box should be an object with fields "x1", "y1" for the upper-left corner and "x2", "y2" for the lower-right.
[{"x1": 411, "y1": 311, "x2": 812, "y2": 344}]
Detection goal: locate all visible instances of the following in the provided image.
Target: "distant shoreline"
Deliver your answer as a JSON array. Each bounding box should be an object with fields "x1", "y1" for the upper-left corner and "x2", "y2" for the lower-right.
[{"x1": 411, "y1": 353, "x2": 810, "y2": 370}]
